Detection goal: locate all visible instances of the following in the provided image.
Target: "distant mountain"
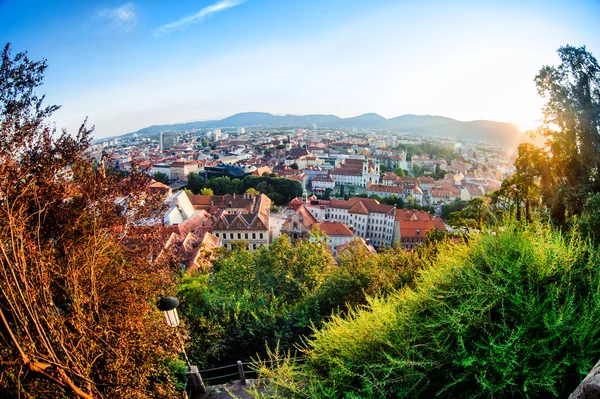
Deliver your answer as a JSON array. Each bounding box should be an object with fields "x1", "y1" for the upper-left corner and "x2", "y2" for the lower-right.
[{"x1": 120, "y1": 111, "x2": 520, "y2": 145}]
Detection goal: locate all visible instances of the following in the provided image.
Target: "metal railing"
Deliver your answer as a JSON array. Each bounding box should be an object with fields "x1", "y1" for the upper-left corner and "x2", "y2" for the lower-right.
[{"x1": 197, "y1": 357, "x2": 306, "y2": 386}]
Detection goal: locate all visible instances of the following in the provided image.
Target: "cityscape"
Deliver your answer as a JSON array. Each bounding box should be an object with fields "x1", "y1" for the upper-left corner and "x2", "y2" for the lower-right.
[
  {"x1": 94, "y1": 116, "x2": 516, "y2": 262},
  {"x1": 1, "y1": 1, "x2": 600, "y2": 398}
]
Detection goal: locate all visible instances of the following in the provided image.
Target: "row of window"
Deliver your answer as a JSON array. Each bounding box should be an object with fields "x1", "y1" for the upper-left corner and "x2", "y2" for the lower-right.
[
  {"x1": 225, "y1": 242, "x2": 262, "y2": 251},
  {"x1": 214, "y1": 231, "x2": 265, "y2": 240},
  {"x1": 401, "y1": 237, "x2": 424, "y2": 243}
]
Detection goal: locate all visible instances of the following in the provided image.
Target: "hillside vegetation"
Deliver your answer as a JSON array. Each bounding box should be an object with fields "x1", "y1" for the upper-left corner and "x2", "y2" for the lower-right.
[{"x1": 255, "y1": 222, "x2": 600, "y2": 398}]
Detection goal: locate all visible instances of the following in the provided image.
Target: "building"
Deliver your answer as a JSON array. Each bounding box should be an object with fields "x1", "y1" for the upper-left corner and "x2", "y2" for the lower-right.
[
  {"x1": 393, "y1": 209, "x2": 446, "y2": 251},
  {"x1": 170, "y1": 161, "x2": 200, "y2": 181},
  {"x1": 163, "y1": 231, "x2": 221, "y2": 274},
  {"x1": 159, "y1": 132, "x2": 177, "y2": 151},
  {"x1": 331, "y1": 157, "x2": 380, "y2": 187},
  {"x1": 366, "y1": 183, "x2": 406, "y2": 199},
  {"x1": 311, "y1": 174, "x2": 335, "y2": 191},
  {"x1": 280, "y1": 205, "x2": 317, "y2": 243},
  {"x1": 151, "y1": 163, "x2": 172, "y2": 180},
  {"x1": 313, "y1": 221, "x2": 354, "y2": 256},
  {"x1": 304, "y1": 197, "x2": 396, "y2": 247},
  {"x1": 207, "y1": 129, "x2": 222, "y2": 141},
  {"x1": 211, "y1": 193, "x2": 271, "y2": 251},
  {"x1": 204, "y1": 163, "x2": 256, "y2": 179},
  {"x1": 147, "y1": 181, "x2": 172, "y2": 197}
]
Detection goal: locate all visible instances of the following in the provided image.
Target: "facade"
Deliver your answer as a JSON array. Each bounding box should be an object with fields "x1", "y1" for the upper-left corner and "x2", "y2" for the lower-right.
[
  {"x1": 304, "y1": 197, "x2": 396, "y2": 247},
  {"x1": 159, "y1": 132, "x2": 177, "y2": 151},
  {"x1": 311, "y1": 174, "x2": 335, "y2": 190},
  {"x1": 211, "y1": 194, "x2": 271, "y2": 251},
  {"x1": 170, "y1": 161, "x2": 200, "y2": 181},
  {"x1": 151, "y1": 163, "x2": 172, "y2": 180},
  {"x1": 280, "y1": 205, "x2": 317, "y2": 243},
  {"x1": 393, "y1": 209, "x2": 446, "y2": 251},
  {"x1": 313, "y1": 221, "x2": 354, "y2": 256},
  {"x1": 366, "y1": 183, "x2": 406, "y2": 199},
  {"x1": 331, "y1": 157, "x2": 380, "y2": 187}
]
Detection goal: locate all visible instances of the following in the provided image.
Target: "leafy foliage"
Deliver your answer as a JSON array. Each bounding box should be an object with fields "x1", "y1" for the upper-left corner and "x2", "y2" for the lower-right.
[
  {"x1": 203, "y1": 175, "x2": 302, "y2": 204},
  {"x1": 257, "y1": 221, "x2": 600, "y2": 398},
  {"x1": 153, "y1": 171, "x2": 170, "y2": 184},
  {"x1": 0, "y1": 43, "x2": 182, "y2": 398},
  {"x1": 499, "y1": 45, "x2": 600, "y2": 227},
  {"x1": 177, "y1": 236, "x2": 426, "y2": 370},
  {"x1": 186, "y1": 171, "x2": 204, "y2": 194}
]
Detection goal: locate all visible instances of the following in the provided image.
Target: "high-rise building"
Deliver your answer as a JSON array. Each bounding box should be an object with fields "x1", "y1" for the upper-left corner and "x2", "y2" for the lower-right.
[{"x1": 159, "y1": 132, "x2": 177, "y2": 151}]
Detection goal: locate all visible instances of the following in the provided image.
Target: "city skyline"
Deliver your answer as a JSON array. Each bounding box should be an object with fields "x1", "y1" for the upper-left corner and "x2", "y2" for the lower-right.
[{"x1": 2, "y1": 0, "x2": 599, "y2": 138}]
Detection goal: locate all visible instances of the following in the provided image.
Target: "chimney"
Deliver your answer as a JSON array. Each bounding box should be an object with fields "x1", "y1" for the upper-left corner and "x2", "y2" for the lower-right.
[{"x1": 233, "y1": 193, "x2": 236, "y2": 199}]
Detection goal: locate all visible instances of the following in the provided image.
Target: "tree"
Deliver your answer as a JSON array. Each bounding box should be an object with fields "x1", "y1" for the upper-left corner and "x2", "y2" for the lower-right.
[
  {"x1": 393, "y1": 168, "x2": 406, "y2": 177},
  {"x1": 187, "y1": 171, "x2": 204, "y2": 194},
  {"x1": 153, "y1": 171, "x2": 170, "y2": 184},
  {"x1": 290, "y1": 163, "x2": 299, "y2": 170},
  {"x1": 245, "y1": 187, "x2": 260, "y2": 195},
  {"x1": 0, "y1": 44, "x2": 182, "y2": 398},
  {"x1": 495, "y1": 143, "x2": 550, "y2": 221},
  {"x1": 530, "y1": 45, "x2": 600, "y2": 223},
  {"x1": 200, "y1": 187, "x2": 214, "y2": 195},
  {"x1": 448, "y1": 197, "x2": 491, "y2": 231},
  {"x1": 201, "y1": 139, "x2": 209, "y2": 148}
]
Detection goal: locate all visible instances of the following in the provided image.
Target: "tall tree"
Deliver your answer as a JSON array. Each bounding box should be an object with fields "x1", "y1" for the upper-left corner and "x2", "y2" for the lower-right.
[
  {"x1": 533, "y1": 45, "x2": 600, "y2": 222},
  {"x1": 0, "y1": 44, "x2": 182, "y2": 398}
]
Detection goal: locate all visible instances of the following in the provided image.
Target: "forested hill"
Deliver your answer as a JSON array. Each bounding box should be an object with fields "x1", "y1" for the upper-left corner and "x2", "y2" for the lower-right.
[{"x1": 119, "y1": 112, "x2": 520, "y2": 145}]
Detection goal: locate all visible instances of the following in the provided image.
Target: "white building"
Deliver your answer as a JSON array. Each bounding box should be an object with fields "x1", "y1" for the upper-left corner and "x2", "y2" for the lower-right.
[
  {"x1": 331, "y1": 158, "x2": 380, "y2": 187},
  {"x1": 312, "y1": 221, "x2": 354, "y2": 256},
  {"x1": 311, "y1": 174, "x2": 335, "y2": 190},
  {"x1": 305, "y1": 197, "x2": 396, "y2": 247}
]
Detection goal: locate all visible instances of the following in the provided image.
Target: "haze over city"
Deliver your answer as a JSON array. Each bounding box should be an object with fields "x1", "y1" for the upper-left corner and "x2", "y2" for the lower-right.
[{"x1": 1, "y1": 0, "x2": 599, "y2": 138}]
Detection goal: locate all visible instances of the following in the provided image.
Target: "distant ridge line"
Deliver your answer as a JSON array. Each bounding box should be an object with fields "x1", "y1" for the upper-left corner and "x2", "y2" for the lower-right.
[{"x1": 102, "y1": 112, "x2": 520, "y2": 145}]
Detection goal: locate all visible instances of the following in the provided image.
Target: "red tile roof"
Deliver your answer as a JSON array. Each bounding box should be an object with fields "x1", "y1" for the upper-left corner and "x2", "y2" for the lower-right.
[{"x1": 314, "y1": 221, "x2": 354, "y2": 236}]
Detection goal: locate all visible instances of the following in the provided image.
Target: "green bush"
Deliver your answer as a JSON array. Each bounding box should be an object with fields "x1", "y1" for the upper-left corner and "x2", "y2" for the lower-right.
[
  {"x1": 177, "y1": 236, "x2": 427, "y2": 370},
  {"x1": 258, "y1": 221, "x2": 600, "y2": 398}
]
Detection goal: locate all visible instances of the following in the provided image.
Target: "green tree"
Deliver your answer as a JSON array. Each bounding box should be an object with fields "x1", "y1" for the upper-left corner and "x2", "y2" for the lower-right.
[
  {"x1": 448, "y1": 197, "x2": 491, "y2": 231},
  {"x1": 494, "y1": 143, "x2": 550, "y2": 221},
  {"x1": 200, "y1": 187, "x2": 214, "y2": 195},
  {"x1": 153, "y1": 171, "x2": 170, "y2": 184},
  {"x1": 245, "y1": 187, "x2": 260, "y2": 195},
  {"x1": 187, "y1": 171, "x2": 204, "y2": 194},
  {"x1": 393, "y1": 168, "x2": 406, "y2": 177},
  {"x1": 531, "y1": 45, "x2": 600, "y2": 223},
  {"x1": 290, "y1": 163, "x2": 299, "y2": 170}
]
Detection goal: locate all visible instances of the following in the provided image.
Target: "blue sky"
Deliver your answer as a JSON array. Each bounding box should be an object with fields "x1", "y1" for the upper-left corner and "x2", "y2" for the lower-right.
[{"x1": 1, "y1": 0, "x2": 599, "y2": 138}]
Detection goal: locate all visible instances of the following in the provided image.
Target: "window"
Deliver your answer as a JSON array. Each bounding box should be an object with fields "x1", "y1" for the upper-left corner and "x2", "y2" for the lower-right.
[
  {"x1": 260, "y1": 233, "x2": 264, "y2": 239},
  {"x1": 245, "y1": 233, "x2": 249, "y2": 239},
  {"x1": 252, "y1": 233, "x2": 256, "y2": 239},
  {"x1": 238, "y1": 233, "x2": 241, "y2": 239},
  {"x1": 215, "y1": 232, "x2": 219, "y2": 237}
]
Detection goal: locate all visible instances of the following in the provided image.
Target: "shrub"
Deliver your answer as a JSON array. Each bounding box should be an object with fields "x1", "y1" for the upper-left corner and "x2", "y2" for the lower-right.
[{"x1": 258, "y1": 221, "x2": 600, "y2": 398}]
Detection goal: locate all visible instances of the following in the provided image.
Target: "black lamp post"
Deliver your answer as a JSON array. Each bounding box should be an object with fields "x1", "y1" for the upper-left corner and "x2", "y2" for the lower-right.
[{"x1": 157, "y1": 296, "x2": 206, "y2": 394}]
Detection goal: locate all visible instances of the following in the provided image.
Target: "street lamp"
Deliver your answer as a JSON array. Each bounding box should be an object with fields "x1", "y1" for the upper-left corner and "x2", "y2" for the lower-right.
[
  {"x1": 157, "y1": 296, "x2": 206, "y2": 394},
  {"x1": 157, "y1": 296, "x2": 180, "y2": 327}
]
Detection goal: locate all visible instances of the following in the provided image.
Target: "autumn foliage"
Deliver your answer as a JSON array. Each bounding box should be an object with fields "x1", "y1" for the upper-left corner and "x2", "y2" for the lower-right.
[{"x1": 0, "y1": 44, "x2": 183, "y2": 398}]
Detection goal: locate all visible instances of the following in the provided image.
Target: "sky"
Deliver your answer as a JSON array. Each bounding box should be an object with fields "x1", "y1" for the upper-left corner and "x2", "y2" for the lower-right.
[{"x1": 1, "y1": 0, "x2": 599, "y2": 139}]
